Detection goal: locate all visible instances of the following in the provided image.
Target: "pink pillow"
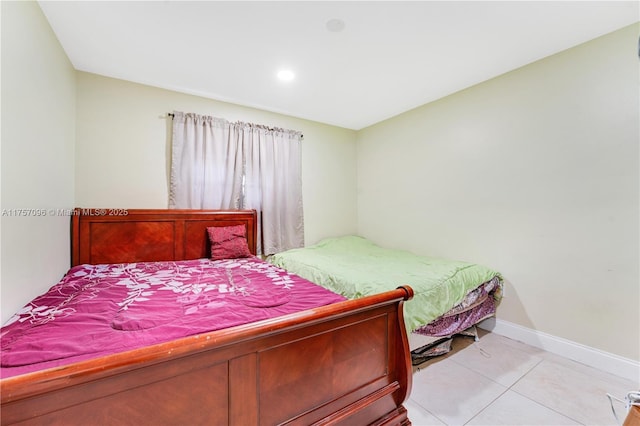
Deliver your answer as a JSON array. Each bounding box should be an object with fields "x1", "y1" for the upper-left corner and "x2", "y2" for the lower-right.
[{"x1": 207, "y1": 225, "x2": 252, "y2": 260}]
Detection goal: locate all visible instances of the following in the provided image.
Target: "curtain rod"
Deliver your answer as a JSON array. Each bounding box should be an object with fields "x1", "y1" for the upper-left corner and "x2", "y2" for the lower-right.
[{"x1": 167, "y1": 113, "x2": 303, "y2": 138}]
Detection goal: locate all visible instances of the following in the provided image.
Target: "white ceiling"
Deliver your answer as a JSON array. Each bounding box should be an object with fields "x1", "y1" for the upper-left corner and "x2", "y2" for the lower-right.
[{"x1": 38, "y1": 1, "x2": 639, "y2": 130}]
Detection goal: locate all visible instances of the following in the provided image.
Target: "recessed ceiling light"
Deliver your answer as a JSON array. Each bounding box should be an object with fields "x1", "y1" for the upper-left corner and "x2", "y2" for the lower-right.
[
  {"x1": 277, "y1": 69, "x2": 295, "y2": 81},
  {"x1": 326, "y1": 18, "x2": 345, "y2": 33}
]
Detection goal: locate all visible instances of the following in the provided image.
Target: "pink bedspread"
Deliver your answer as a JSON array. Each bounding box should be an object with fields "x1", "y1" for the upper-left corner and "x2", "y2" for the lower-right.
[{"x1": 1, "y1": 258, "x2": 346, "y2": 378}]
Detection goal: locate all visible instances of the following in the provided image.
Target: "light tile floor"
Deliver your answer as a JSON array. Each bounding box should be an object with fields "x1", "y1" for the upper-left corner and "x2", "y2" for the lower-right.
[{"x1": 406, "y1": 331, "x2": 639, "y2": 426}]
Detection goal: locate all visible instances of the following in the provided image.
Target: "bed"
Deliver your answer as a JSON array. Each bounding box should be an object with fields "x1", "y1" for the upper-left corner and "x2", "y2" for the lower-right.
[
  {"x1": 268, "y1": 235, "x2": 503, "y2": 362},
  {"x1": 0, "y1": 209, "x2": 414, "y2": 425}
]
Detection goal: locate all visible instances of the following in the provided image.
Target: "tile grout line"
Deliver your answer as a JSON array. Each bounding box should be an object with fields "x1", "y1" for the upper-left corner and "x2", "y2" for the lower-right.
[
  {"x1": 448, "y1": 336, "x2": 581, "y2": 425},
  {"x1": 462, "y1": 386, "x2": 510, "y2": 426},
  {"x1": 507, "y1": 357, "x2": 587, "y2": 425}
]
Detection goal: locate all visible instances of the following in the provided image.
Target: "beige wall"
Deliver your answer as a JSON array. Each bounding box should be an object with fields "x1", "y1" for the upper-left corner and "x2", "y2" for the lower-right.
[
  {"x1": 357, "y1": 24, "x2": 640, "y2": 361},
  {"x1": 75, "y1": 72, "x2": 358, "y2": 249},
  {"x1": 1, "y1": 1, "x2": 76, "y2": 323}
]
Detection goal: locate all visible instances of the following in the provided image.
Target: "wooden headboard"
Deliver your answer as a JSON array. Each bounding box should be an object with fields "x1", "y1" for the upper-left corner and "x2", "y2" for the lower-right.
[{"x1": 71, "y1": 209, "x2": 257, "y2": 266}]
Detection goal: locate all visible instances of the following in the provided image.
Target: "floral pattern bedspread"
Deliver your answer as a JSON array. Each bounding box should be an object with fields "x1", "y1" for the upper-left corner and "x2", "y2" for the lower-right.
[{"x1": 1, "y1": 258, "x2": 345, "y2": 377}]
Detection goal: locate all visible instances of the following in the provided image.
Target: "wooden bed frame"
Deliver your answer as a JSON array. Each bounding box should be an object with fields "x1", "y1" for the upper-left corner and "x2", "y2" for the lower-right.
[{"x1": 1, "y1": 209, "x2": 414, "y2": 425}]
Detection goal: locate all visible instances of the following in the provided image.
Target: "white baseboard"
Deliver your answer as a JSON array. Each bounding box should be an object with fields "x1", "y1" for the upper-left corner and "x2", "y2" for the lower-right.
[{"x1": 478, "y1": 318, "x2": 640, "y2": 381}]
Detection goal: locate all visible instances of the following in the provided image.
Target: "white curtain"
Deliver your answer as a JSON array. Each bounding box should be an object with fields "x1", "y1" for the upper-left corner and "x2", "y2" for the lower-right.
[
  {"x1": 169, "y1": 111, "x2": 304, "y2": 255},
  {"x1": 169, "y1": 112, "x2": 243, "y2": 209}
]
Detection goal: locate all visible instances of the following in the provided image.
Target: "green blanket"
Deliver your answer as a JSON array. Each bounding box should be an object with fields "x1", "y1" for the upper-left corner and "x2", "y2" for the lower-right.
[{"x1": 269, "y1": 235, "x2": 502, "y2": 332}]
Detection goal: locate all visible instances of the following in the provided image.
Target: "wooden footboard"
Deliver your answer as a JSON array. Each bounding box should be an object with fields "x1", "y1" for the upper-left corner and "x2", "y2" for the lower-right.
[{"x1": 1, "y1": 286, "x2": 413, "y2": 425}]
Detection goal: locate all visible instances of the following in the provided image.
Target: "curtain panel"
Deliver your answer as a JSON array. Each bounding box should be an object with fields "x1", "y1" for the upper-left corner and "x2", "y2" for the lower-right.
[{"x1": 169, "y1": 111, "x2": 304, "y2": 255}]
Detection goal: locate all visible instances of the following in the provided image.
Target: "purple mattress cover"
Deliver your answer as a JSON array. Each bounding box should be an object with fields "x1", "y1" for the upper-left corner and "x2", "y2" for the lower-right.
[
  {"x1": 414, "y1": 276, "x2": 501, "y2": 337},
  {"x1": 1, "y1": 257, "x2": 346, "y2": 378}
]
